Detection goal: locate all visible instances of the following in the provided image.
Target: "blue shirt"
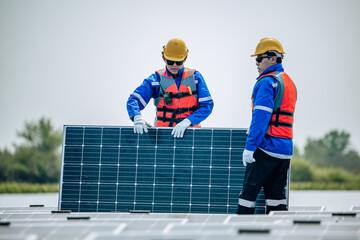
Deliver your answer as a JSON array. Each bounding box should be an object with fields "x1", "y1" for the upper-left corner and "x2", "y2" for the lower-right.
[
  {"x1": 245, "y1": 63, "x2": 294, "y2": 158},
  {"x1": 127, "y1": 66, "x2": 214, "y2": 126}
]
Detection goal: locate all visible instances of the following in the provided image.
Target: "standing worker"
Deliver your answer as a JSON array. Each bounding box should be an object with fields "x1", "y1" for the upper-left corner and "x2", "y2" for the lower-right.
[
  {"x1": 127, "y1": 38, "x2": 214, "y2": 138},
  {"x1": 237, "y1": 38, "x2": 297, "y2": 214}
]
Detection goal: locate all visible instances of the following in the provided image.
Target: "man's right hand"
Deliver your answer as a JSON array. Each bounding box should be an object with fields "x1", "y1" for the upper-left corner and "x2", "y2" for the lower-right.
[{"x1": 133, "y1": 115, "x2": 151, "y2": 134}]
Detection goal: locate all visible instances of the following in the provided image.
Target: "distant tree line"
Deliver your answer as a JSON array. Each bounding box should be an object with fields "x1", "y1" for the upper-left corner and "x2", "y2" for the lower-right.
[
  {"x1": 0, "y1": 118, "x2": 360, "y2": 189},
  {"x1": 0, "y1": 117, "x2": 62, "y2": 183},
  {"x1": 291, "y1": 130, "x2": 360, "y2": 187}
]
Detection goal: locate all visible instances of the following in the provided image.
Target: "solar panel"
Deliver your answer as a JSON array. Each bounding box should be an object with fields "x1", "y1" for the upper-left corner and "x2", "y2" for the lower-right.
[{"x1": 59, "y1": 126, "x2": 288, "y2": 214}]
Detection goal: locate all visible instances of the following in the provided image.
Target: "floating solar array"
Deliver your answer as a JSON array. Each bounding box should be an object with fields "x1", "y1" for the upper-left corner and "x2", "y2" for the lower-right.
[{"x1": 59, "y1": 126, "x2": 286, "y2": 214}]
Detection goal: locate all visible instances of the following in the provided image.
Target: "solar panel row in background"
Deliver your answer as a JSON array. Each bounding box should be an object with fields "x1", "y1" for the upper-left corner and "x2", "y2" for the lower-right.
[{"x1": 59, "y1": 126, "x2": 273, "y2": 214}]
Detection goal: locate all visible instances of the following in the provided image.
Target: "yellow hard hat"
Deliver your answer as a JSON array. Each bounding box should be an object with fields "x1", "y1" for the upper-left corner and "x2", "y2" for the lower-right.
[
  {"x1": 251, "y1": 38, "x2": 285, "y2": 57},
  {"x1": 163, "y1": 38, "x2": 189, "y2": 61}
]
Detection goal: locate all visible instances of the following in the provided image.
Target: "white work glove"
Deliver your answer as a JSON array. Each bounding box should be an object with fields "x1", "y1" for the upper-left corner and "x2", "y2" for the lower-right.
[
  {"x1": 171, "y1": 119, "x2": 191, "y2": 138},
  {"x1": 133, "y1": 115, "x2": 152, "y2": 134},
  {"x1": 242, "y1": 149, "x2": 255, "y2": 166}
]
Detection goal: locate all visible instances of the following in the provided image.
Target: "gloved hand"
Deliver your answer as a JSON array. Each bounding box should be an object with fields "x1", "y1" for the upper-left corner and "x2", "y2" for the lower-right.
[
  {"x1": 171, "y1": 119, "x2": 191, "y2": 138},
  {"x1": 242, "y1": 149, "x2": 255, "y2": 166},
  {"x1": 133, "y1": 115, "x2": 152, "y2": 134}
]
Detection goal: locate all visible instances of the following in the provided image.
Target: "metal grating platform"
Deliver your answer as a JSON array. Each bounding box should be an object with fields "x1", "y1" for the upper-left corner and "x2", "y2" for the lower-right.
[{"x1": 0, "y1": 206, "x2": 359, "y2": 240}]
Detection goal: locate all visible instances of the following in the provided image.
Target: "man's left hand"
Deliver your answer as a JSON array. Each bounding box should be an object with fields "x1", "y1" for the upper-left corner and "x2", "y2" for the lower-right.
[{"x1": 171, "y1": 119, "x2": 191, "y2": 138}]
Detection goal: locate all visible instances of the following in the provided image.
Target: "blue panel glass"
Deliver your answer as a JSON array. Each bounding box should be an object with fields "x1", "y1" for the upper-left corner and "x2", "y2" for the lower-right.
[
  {"x1": 172, "y1": 204, "x2": 190, "y2": 213},
  {"x1": 116, "y1": 203, "x2": 134, "y2": 212},
  {"x1": 191, "y1": 186, "x2": 209, "y2": 204},
  {"x1": 174, "y1": 148, "x2": 193, "y2": 166},
  {"x1": 119, "y1": 147, "x2": 137, "y2": 165},
  {"x1": 99, "y1": 203, "x2": 116, "y2": 212},
  {"x1": 210, "y1": 205, "x2": 228, "y2": 214},
  {"x1": 64, "y1": 146, "x2": 82, "y2": 163},
  {"x1": 63, "y1": 164, "x2": 81, "y2": 182},
  {"x1": 139, "y1": 128, "x2": 157, "y2": 146},
  {"x1": 135, "y1": 204, "x2": 153, "y2": 211},
  {"x1": 99, "y1": 184, "x2": 116, "y2": 202},
  {"x1": 101, "y1": 147, "x2": 119, "y2": 165},
  {"x1": 212, "y1": 149, "x2": 230, "y2": 167},
  {"x1": 156, "y1": 147, "x2": 174, "y2": 165},
  {"x1": 137, "y1": 165, "x2": 155, "y2": 184},
  {"x1": 80, "y1": 202, "x2": 97, "y2": 212},
  {"x1": 194, "y1": 129, "x2": 212, "y2": 147},
  {"x1": 175, "y1": 130, "x2": 194, "y2": 147},
  {"x1": 100, "y1": 165, "x2": 117, "y2": 183},
  {"x1": 102, "y1": 128, "x2": 120, "y2": 146},
  {"x1": 60, "y1": 126, "x2": 284, "y2": 214},
  {"x1": 230, "y1": 148, "x2": 243, "y2": 167},
  {"x1": 61, "y1": 202, "x2": 79, "y2": 211},
  {"x1": 157, "y1": 129, "x2": 174, "y2": 147},
  {"x1": 61, "y1": 183, "x2": 80, "y2": 201},
  {"x1": 137, "y1": 147, "x2": 156, "y2": 165},
  {"x1": 191, "y1": 205, "x2": 209, "y2": 213},
  {"x1": 229, "y1": 167, "x2": 244, "y2": 185},
  {"x1": 173, "y1": 167, "x2": 191, "y2": 185},
  {"x1": 192, "y1": 167, "x2": 210, "y2": 185},
  {"x1": 120, "y1": 128, "x2": 137, "y2": 146},
  {"x1": 153, "y1": 204, "x2": 171, "y2": 213},
  {"x1": 118, "y1": 165, "x2": 136, "y2": 183},
  {"x1": 83, "y1": 146, "x2": 100, "y2": 164},
  {"x1": 135, "y1": 184, "x2": 153, "y2": 202},
  {"x1": 213, "y1": 130, "x2": 230, "y2": 148},
  {"x1": 155, "y1": 166, "x2": 173, "y2": 184},
  {"x1": 172, "y1": 186, "x2": 190, "y2": 204},
  {"x1": 231, "y1": 130, "x2": 247, "y2": 147},
  {"x1": 84, "y1": 128, "x2": 101, "y2": 145},
  {"x1": 65, "y1": 127, "x2": 83, "y2": 145},
  {"x1": 210, "y1": 187, "x2": 228, "y2": 205},
  {"x1": 117, "y1": 184, "x2": 135, "y2": 202},
  {"x1": 154, "y1": 185, "x2": 171, "y2": 203},
  {"x1": 193, "y1": 148, "x2": 211, "y2": 166},
  {"x1": 211, "y1": 167, "x2": 229, "y2": 186},
  {"x1": 80, "y1": 183, "x2": 98, "y2": 201},
  {"x1": 81, "y1": 164, "x2": 99, "y2": 183}
]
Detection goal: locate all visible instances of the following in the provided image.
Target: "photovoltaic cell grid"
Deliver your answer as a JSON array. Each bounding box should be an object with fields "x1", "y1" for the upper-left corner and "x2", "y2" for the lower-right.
[{"x1": 59, "y1": 126, "x2": 274, "y2": 214}]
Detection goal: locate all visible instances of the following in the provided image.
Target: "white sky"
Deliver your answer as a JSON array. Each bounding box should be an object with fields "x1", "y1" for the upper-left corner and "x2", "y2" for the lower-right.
[{"x1": 1, "y1": 0, "x2": 360, "y2": 153}]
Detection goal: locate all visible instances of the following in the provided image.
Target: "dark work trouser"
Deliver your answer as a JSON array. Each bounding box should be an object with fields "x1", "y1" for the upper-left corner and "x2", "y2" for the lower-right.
[{"x1": 236, "y1": 149, "x2": 290, "y2": 214}]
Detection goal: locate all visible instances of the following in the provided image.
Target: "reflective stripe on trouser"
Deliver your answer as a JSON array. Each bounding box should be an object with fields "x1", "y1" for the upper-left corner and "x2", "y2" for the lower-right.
[{"x1": 236, "y1": 149, "x2": 290, "y2": 214}]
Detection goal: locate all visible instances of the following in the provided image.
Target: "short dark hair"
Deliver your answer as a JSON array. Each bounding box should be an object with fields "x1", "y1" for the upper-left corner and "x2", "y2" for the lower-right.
[{"x1": 266, "y1": 51, "x2": 282, "y2": 64}]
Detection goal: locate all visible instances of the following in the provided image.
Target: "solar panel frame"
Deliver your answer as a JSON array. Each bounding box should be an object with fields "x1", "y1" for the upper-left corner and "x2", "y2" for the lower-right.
[{"x1": 59, "y1": 125, "x2": 289, "y2": 214}]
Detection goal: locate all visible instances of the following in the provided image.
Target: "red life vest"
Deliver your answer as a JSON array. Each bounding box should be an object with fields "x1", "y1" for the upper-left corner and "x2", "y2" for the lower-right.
[
  {"x1": 154, "y1": 68, "x2": 200, "y2": 127},
  {"x1": 256, "y1": 71, "x2": 297, "y2": 139}
]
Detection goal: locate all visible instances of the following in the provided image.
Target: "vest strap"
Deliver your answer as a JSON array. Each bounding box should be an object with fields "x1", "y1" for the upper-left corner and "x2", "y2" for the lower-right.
[
  {"x1": 157, "y1": 106, "x2": 197, "y2": 127},
  {"x1": 269, "y1": 121, "x2": 293, "y2": 128}
]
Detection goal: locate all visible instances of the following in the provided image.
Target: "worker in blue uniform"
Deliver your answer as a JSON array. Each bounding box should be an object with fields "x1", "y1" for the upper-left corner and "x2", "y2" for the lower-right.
[
  {"x1": 237, "y1": 38, "x2": 297, "y2": 214},
  {"x1": 127, "y1": 38, "x2": 213, "y2": 138}
]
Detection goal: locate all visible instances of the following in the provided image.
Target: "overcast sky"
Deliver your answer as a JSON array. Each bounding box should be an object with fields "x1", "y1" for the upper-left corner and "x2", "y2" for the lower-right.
[{"x1": 1, "y1": 0, "x2": 360, "y2": 153}]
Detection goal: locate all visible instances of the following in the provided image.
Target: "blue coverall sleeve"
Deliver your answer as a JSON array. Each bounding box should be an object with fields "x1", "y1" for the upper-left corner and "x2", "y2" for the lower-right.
[
  {"x1": 126, "y1": 73, "x2": 159, "y2": 120},
  {"x1": 245, "y1": 78, "x2": 276, "y2": 151},
  {"x1": 186, "y1": 71, "x2": 214, "y2": 126}
]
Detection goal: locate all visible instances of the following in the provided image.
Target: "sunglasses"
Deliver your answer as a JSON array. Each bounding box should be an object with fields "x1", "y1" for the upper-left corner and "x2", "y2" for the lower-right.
[
  {"x1": 256, "y1": 55, "x2": 271, "y2": 63},
  {"x1": 166, "y1": 59, "x2": 184, "y2": 66}
]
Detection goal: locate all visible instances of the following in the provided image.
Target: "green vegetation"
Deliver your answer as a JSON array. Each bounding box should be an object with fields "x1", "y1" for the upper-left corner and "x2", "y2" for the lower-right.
[
  {"x1": 0, "y1": 119, "x2": 360, "y2": 192},
  {"x1": 0, "y1": 182, "x2": 59, "y2": 193},
  {"x1": 0, "y1": 117, "x2": 62, "y2": 192},
  {"x1": 290, "y1": 130, "x2": 360, "y2": 190}
]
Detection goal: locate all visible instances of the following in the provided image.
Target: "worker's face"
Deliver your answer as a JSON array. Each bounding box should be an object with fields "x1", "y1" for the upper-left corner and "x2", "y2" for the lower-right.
[
  {"x1": 163, "y1": 57, "x2": 185, "y2": 75},
  {"x1": 256, "y1": 54, "x2": 276, "y2": 75}
]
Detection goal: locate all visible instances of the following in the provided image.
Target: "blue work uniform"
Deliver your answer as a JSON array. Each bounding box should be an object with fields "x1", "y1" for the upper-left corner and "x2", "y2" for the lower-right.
[{"x1": 127, "y1": 66, "x2": 213, "y2": 126}]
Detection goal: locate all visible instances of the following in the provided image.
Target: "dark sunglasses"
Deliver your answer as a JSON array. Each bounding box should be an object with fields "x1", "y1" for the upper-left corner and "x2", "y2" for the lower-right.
[
  {"x1": 255, "y1": 55, "x2": 271, "y2": 63},
  {"x1": 166, "y1": 59, "x2": 184, "y2": 66}
]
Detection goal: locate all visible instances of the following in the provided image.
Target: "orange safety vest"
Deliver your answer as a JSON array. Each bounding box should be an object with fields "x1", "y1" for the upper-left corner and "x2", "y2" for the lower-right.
[
  {"x1": 154, "y1": 68, "x2": 200, "y2": 127},
  {"x1": 256, "y1": 71, "x2": 297, "y2": 139}
]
